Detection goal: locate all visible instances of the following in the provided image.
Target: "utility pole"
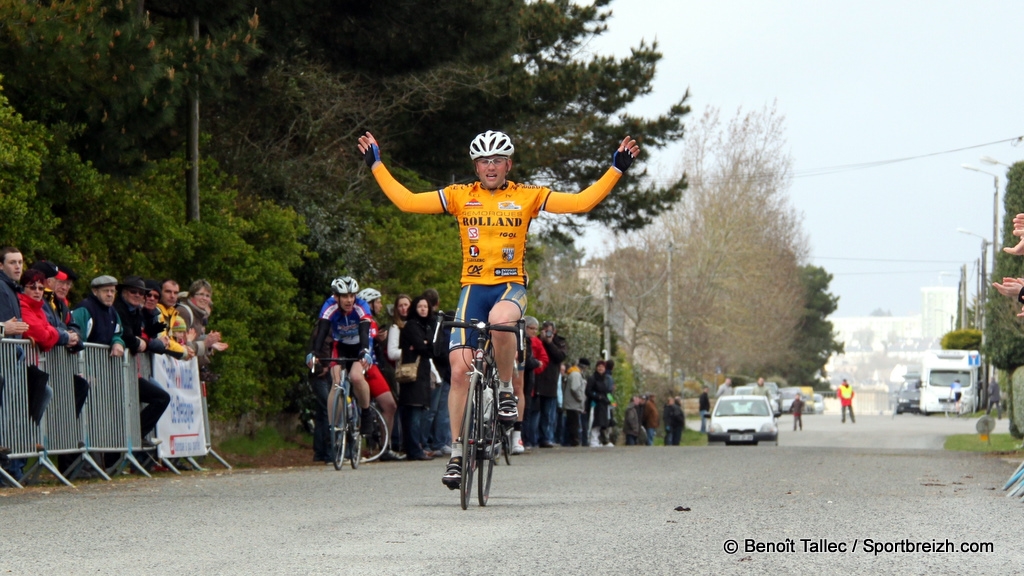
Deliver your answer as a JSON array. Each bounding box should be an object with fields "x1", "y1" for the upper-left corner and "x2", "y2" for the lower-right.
[
  {"x1": 954, "y1": 264, "x2": 962, "y2": 327},
  {"x1": 667, "y1": 241, "x2": 674, "y2": 390},
  {"x1": 186, "y1": 15, "x2": 201, "y2": 222},
  {"x1": 598, "y1": 272, "x2": 606, "y2": 358}
]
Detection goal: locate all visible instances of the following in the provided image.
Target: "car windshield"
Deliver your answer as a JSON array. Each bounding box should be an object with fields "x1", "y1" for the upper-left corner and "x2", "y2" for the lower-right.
[
  {"x1": 714, "y1": 399, "x2": 770, "y2": 417},
  {"x1": 780, "y1": 389, "x2": 799, "y2": 399}
]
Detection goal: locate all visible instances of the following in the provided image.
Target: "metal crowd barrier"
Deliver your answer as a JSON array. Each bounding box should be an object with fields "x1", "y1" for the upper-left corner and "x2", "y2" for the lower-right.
[
  {"x1": 71, "y1": 343, "x2": 150, "y2": 479},
  {"x1": 2, "y1": 339, "x2": 228, "y2": 489}
]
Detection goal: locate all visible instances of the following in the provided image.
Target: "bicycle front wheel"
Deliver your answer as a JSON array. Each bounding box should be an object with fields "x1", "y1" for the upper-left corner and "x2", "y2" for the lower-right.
[
  {"x1": 348, "y1": 400, "x2": 361, "y2": 470},
  {"x1": 460, "y1": 373, "x2": 480, "y2": 510},
  {"x1": 360, "y1": 405, "x2": 388, "y2": 463},
  {"x1": 331, "y1": 395, "x2": 347, "y2": 471},
  {"x1": 478, "y1": 383, "x2": 497, "y2": 506}
]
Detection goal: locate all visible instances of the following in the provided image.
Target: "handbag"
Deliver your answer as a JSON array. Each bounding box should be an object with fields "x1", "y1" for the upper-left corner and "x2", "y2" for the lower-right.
[{"x1": 395, "y1": 356, "x2": 421, "y2": 384}]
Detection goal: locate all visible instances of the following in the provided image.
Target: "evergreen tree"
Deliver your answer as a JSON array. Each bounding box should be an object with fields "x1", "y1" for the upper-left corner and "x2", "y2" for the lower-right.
[
  {"x1": 0, "y1": 0, "x2": 260, "y2": 173},
  {"x1": 776, "y1": 265, "x2": 844, "y2": 387}
]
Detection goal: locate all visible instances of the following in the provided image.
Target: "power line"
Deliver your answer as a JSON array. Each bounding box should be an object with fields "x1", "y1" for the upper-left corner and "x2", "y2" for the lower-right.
[
  {"x1": 812, "y1": 256, "x2": 966, "y2": 264},
  {"x1": 793, "y1": 135, "x2": 1024, "y2": 178},
  {"x1": 643, "y1": 135, "x2": 1023, "y2": 187},
  {"x1": 831, "y1": 270, "x2": 953, "y2": 276}
]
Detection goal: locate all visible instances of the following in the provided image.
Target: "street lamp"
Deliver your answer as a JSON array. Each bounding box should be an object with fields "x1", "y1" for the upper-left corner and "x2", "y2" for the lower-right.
[{"x1": 961, "y1": 163, "x2": 1001, "y2": 271}]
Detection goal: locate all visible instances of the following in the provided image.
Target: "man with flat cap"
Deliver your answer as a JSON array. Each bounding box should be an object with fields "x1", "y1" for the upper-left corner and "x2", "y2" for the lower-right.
[{"x1": 71, "y1": 275, "x2": 126, "y2": 356}]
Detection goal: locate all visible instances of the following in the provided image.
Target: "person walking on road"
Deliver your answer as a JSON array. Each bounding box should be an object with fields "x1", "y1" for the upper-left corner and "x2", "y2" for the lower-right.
[
  {"x1": 791, "y1": 394, "x2": 804, "y2": 431},
  {"x1": 987, "y1": 378, "x2": 1002, "y2": 419},
  {"x1": 839, "y1": 379, "x2": 855, "y2": 424}
]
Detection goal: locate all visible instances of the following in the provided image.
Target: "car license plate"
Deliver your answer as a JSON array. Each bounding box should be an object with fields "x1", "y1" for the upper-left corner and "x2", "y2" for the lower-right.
[{"x1": 729, "y1": 434, "x2": 753, "y2": 442}]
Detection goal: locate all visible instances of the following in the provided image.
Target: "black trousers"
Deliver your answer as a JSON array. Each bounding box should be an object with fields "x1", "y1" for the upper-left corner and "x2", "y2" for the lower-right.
[
  {"x1": 564, "y1": 410, "x2": 583, "y2": 446},
  {"x1": 841, "y1": 404, "x2": 855, "y2": 423},
  {"x1": 138, "y1": 377, "x2": 170, "y2": 438}
]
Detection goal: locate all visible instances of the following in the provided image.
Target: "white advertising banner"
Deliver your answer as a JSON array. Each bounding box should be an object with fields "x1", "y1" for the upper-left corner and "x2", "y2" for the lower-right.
[{"x1": 152, "y1": 355, "x2": 207, "y2": 459}]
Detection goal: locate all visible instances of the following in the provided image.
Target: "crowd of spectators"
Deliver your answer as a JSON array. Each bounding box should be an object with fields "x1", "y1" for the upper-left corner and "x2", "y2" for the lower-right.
[
  {"x1": 0, "y1": 245, "x2": 229, "y2": 482},
  {"x1": 309, "y1": 279, "x2": 705, "y2": 464}
]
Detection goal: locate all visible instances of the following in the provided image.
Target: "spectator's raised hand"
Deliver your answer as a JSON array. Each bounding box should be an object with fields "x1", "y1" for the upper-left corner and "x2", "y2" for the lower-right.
[
  {"x1": 211, "y1": 341, "x2": 229, "y2": 352},
  {"x1": 992, "y1": 277, "x2": 1024, "y2": 298},
  {"x1": 1004, "y1": 237, "x2": 1024, "y2": 256}
]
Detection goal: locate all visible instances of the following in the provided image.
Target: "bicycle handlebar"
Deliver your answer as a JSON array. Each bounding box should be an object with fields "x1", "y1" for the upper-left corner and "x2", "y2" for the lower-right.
[{"x1": 310, "y1": 357, "x2": 366, "y2": 374}]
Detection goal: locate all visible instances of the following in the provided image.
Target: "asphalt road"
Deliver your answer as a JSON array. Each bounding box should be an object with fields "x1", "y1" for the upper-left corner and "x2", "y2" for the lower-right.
[{"x1": 2, "y1": 415, "x2": 1022, "y2": 575}]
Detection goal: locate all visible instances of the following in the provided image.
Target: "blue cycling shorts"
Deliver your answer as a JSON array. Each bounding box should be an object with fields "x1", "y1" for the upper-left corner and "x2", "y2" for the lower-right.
[{"x1": 449, "y1": 283, "x2": 527, "y2": 350}]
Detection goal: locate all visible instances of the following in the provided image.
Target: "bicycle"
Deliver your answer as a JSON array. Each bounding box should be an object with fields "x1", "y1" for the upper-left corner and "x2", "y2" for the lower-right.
[
  {"x1": 437, "y1": 314, "x2": 523, "y2": 509},
  {"x1": 315, "y1": 357, "x2": 388, "y2": 469}
]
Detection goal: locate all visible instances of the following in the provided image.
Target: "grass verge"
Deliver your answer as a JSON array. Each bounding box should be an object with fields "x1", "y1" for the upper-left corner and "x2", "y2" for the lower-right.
[
  {"x1": 215, "y1": 427, "x2": 305, "y2": 458},
  {"x1": 944, "y1": 433, "x2": 1023, "y2": 453}
]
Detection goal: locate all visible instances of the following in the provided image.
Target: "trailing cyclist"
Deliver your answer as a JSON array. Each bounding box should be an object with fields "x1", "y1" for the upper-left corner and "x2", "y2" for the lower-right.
[
  {"x1": 357, "y1": 129, "x2": 640, "y2": 489},
  {"x1": 306, "y1": 277, "x2": 377, "y2": 461},
  {"x1": 357, "y1": 287, "x2": 403, "y2": 461}
]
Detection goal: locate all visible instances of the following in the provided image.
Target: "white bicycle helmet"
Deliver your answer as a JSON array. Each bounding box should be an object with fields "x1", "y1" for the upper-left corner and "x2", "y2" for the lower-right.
[
  {"x1": 331, "y1": 276, "x2": 359, "y2": 295},
  {"x1": 469, "y1": 130, "x2": 515, "y2": 159},
  {"x1": 357, "y1": 287, "x2": 381, "y2": 302}
]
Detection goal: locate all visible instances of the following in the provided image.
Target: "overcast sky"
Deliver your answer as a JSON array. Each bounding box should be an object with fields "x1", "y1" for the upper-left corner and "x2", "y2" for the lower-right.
[{"x1": 580, "y1": 0, "x2": 1024, "y2": 317}]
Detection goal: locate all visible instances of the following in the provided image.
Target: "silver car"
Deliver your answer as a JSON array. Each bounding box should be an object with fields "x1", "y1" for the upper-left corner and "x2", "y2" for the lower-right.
[{"x1": 707, "y1": 395, "x2": 779, "y2": 446}]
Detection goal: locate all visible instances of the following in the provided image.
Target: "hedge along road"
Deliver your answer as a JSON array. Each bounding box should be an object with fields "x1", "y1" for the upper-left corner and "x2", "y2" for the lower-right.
[{"x1": 1, "y1": 417, "x2": 1021, "y2": 575}]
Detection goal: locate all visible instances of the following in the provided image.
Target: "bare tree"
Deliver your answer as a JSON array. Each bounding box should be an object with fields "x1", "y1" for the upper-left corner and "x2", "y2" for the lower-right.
[{"x1": 605, "y1": 103, "x2": 807, "y2": 381}]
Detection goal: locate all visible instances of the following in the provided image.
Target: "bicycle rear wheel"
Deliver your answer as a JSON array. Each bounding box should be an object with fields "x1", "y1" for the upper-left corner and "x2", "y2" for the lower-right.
[
  {"x1": 459, "y1": 374, "x2": 480, "y2": 510},
  {"x1": 360, "y1": 405, "x2": 388, "y2": 463},
  {"x1": 501, "y1": 424, "x2": 512, "y2": 466},
  {"x1": 478, "y1": 384, "x2": 498, "y2": 506},
  {"x1": 331, "y1": 395, "x2": 347, "y2": 471}
]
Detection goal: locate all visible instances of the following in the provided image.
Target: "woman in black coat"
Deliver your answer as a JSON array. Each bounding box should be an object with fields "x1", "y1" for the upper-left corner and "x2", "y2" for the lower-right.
[
  {"x1": 398, "y1": 295, "x2": 435, "y2": 460},
  {"x1": 585, "y1": 360, "x2": 612, "y2": 447}
]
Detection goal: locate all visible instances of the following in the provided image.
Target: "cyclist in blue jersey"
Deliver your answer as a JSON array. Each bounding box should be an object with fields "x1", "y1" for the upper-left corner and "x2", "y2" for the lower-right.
[{"x1": 307, "y1": 277, "x2": 376, "y2": 446}]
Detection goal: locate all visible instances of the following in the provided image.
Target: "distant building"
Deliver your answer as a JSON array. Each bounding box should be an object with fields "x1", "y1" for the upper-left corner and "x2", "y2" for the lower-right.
[
  {"x1": 825, "y1": 286, "x2": 957, "y2": 388},
  {"x1": 920, "y1": 287, "x2": 957, "y2": 339}
]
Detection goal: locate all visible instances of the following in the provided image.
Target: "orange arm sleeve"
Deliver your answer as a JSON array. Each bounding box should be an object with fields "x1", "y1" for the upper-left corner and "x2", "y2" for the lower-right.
[
  {"x1": 371, "y1": 163, "x2": 445, "y2": 214},
  {"x1": 542, "y1": 167, "x2": 622, "y2": 214}
]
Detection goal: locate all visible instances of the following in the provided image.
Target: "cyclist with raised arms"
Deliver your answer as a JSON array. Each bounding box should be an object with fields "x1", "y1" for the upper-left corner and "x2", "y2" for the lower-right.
[
  {"x1": 357, "y1": 130, "x2": 639, "y2": 488},
  {"x1": 306, "y1": 277, "x2": 376, "y2": 440}
]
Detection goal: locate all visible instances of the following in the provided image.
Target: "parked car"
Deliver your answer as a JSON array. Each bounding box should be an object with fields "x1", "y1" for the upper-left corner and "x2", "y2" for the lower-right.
[
  {"x1": 895, "y1": 374, "x2": 922, "y2": 415},
  {"x1": 734, "y1": 383, "x2": 782, "y2": 413},
  {"x1": 813, "y1": 393, "x2": 824, "y2": 414},
  {"x1": 778, "y1": 387, "x2": 802, "y2": 412},
  {"x1": 707, "y1": 395, "x2": 779, "y2": 446}
]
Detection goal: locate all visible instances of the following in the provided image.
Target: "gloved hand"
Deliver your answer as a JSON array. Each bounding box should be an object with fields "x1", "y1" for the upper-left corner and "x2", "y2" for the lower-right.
[
  {"x1": 613, "y1": 149, "x2": 634, "y2": 172},
  {"x1": 612, "y1": 135, "x2": 639, "y2": 172},
  {"x1": 363, "y1": 142, "x2": 380, "y2": 168}
]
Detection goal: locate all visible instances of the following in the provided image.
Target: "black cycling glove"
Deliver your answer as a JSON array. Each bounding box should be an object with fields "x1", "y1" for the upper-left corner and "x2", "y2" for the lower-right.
[
  {"x1": 363, "y1": 142, "x2": 381, "y2": 168},
  {"x1": 613, "y1": 148, "x2": 634, "y2": 172}
]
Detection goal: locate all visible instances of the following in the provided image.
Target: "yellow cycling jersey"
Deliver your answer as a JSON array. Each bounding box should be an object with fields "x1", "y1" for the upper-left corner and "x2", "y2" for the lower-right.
[{"x1": 371, "y1": 163, "x2": 622, "y2": 286}]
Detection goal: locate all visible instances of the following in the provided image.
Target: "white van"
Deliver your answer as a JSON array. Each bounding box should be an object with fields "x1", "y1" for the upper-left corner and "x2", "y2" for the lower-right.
[{"x1": 919, "y1": 350, "x2": 980, "y2": 414}]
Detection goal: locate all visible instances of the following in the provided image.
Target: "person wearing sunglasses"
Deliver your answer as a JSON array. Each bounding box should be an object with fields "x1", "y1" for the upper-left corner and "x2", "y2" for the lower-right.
[
  {"x1": 17, "y1": 269, "x2": 79, "y2": 352},
  {"x1": 357, "y1": 130, "x2": 640, "y2": 489}
]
